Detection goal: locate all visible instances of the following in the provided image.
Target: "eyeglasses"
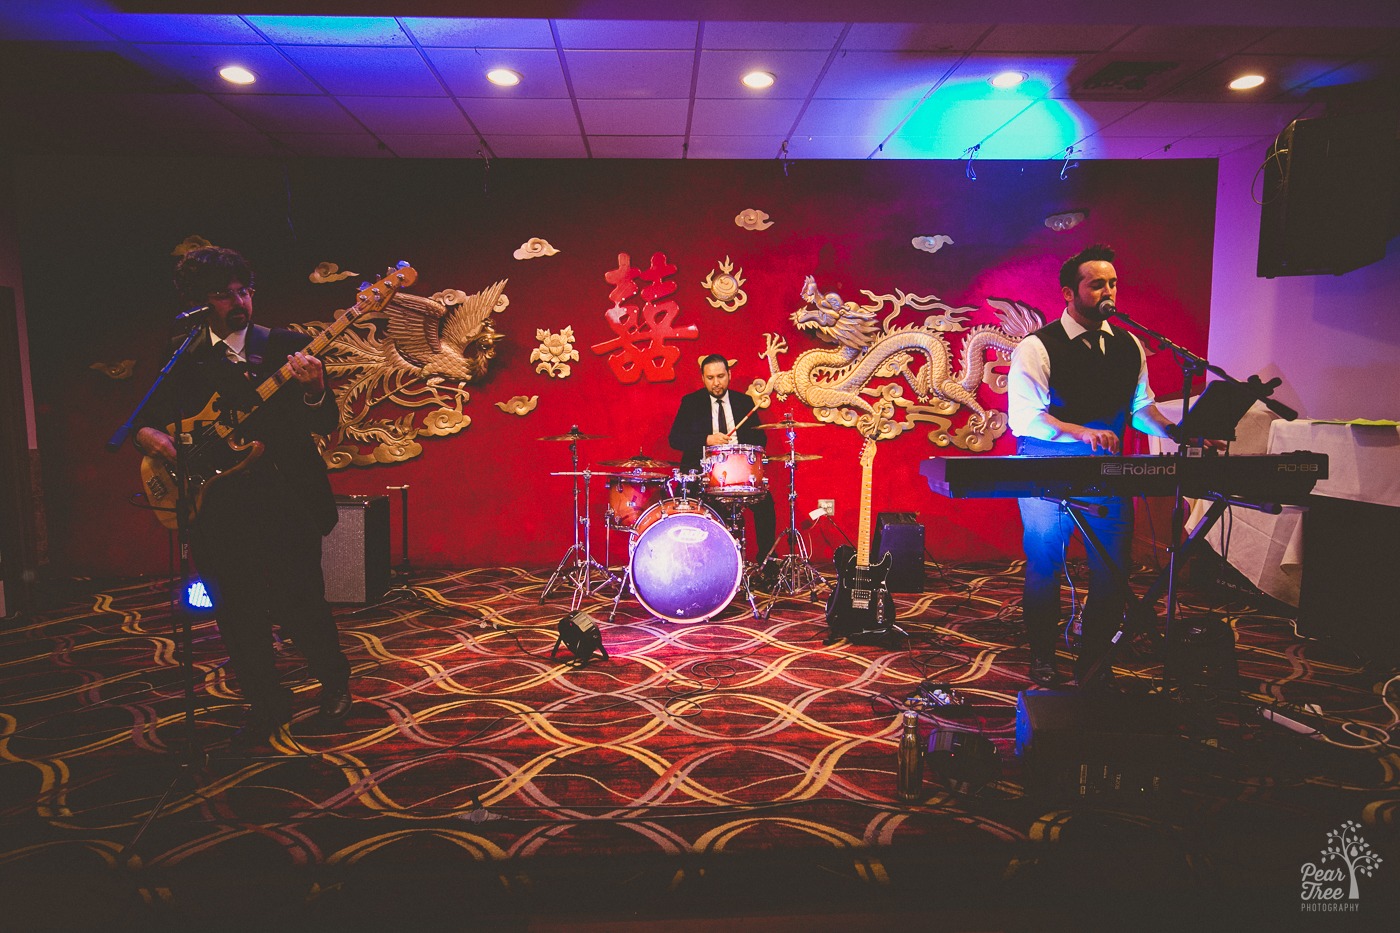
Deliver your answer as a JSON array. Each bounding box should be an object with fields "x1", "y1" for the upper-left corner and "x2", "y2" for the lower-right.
[{"x1": 206, "y1": 286, "x2": 255, "y2": 303}]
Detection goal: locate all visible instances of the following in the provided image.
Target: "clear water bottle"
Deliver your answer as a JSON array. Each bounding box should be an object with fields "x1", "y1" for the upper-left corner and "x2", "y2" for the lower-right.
[{"x1": 897, "y1": 709, "x2": 923, "y2": 802}]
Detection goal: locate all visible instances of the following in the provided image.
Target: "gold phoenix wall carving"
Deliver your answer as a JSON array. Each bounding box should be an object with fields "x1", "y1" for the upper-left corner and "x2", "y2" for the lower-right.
[
  {"x1": 748, "y1": 276, "x2": 1043, "y2": 449},
  {"x1": 295, "y1": 280, "x2": 509, "y2": 469}
]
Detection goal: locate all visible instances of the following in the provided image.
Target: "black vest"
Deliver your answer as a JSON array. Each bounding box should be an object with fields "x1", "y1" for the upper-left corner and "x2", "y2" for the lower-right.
[{"x1": 1032, "y1": 319, "x2": 1141, "y2": 439}]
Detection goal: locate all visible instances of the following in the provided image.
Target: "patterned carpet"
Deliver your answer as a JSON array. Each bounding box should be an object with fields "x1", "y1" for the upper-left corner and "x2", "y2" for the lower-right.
[{"x1": 2, "y1": 559, "x2": 1397, "y2": 930}]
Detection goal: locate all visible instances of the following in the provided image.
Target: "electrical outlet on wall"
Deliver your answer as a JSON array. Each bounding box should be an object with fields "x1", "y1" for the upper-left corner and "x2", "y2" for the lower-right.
[{"x1": 817, "y1": 498, "x2": 835, "y2": 517}]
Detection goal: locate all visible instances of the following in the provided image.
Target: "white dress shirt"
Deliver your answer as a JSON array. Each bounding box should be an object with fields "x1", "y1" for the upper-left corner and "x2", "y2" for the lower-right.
[{"x1": 712, "y1": 394, "x2": 734, "y2": 435}]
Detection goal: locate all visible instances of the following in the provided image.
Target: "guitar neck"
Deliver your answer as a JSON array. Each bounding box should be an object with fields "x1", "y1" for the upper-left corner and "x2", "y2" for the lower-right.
[
  {"x1": 856, "y1": 442, "x2": 875, "y2": 566},
  {"x1": 252, "y1": 304, "x2": 362, "y2": 405}
]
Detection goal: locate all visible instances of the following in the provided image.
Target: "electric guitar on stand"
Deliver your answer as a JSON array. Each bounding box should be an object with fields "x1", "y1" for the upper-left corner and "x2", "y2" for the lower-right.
[
  {"x1": 825, "y1": 438, "x2": 900, "y2": 643},
  {"x1": 140, "y1": 262, "x2": 418, "y2": 530}
]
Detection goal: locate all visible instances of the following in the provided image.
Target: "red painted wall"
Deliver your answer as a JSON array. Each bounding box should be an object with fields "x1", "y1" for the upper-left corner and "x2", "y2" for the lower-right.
[{"x1": 17, "y1": 156, "x2": 1216, "y2": 576}]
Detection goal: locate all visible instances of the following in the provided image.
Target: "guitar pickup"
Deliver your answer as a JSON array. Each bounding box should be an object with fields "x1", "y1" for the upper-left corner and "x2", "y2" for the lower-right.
[
  {"x1": 178, "y1": 433, "x2": 194, "y2": 446},
  {"x1": 851, "y1": 589, "x2": 871, "y2": 610}
]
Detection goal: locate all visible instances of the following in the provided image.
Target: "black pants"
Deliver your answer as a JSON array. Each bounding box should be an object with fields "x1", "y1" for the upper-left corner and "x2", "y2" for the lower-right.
[{"x1": 192, "y1": 473, "x2": 349, "y2": 710}]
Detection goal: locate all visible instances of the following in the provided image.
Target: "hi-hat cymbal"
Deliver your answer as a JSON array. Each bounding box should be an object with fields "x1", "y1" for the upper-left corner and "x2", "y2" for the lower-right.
[
  {"x1": 599, "y1": 453, "x2": 677, "y2": 469},
  {"x1": 754, "y1": 419, "x2": 825, "y2": 430},
  {"x1": 764, "y1": 452, "x2": 823, "y2": 462},
  {"x1": 539, "y1": 429, "x2": 607, "y2": 442},
  {"x1": 548, "y1": 469, "x2": 649, "y2": 478}
]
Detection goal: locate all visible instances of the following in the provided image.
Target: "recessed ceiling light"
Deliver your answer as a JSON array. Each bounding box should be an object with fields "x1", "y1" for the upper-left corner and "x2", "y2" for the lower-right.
[
  {"x1": 218, "y1": 65, "x2": 256, "y2": 86},
  {"x1": 989, "y1": 71, "x2": 1026, "y2": 89},
  {"x1": 741, "y1": 71, "x2": 775, "y2": 90},
  {"x1": 487, "y1": 68, "x2": 521, "y2": 87},
  {"x1": 1229, "y1": 74, "x2": 1266, "y2": 91}
]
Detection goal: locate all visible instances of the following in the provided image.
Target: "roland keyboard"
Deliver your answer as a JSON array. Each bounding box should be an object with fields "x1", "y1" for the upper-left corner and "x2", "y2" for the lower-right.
[{"x1": 919, "y1": 452, "x2": 1328, "y2": 501}]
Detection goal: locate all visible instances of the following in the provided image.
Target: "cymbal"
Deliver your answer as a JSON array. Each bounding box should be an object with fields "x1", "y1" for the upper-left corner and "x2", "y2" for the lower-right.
[
  {"x1": 599, "y1": 454, "x2": 676, "y2": 469},
  {"x1": 548, "y1": 469, "x2": 672, "y2": 480},
  {"x1": 539, "y1": 429, "x2": 607, "y2": 442},
  {"x1": 764, "y1": 452, "x2": 822, "y2": 462},
  {"x1": 754, "y1": 420, "x2": 825, "y2": 430}
]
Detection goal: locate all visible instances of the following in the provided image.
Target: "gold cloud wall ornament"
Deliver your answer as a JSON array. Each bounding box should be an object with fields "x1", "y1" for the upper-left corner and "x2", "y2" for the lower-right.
[
  {"x1": 496, "y1": 395, "x2": 539, "y2": 415},
  {"x1": 294, "y1": 279, "x2": 509, "y2": 469},
  {"x1": 701, "y1": 255, "x2": 748, "y2": 312},
  {"x1": 748, "y1": 276, "x2": 1043, "y2": 449},
  {"x1": 1044, "y1": 211, "x2": 1087, "y2": 232},
  {"x1": 309, "y1": 262, "x2": 358, "y2": 284},
  {"x1": 734, "y1": 209, "x2": 773, "y2": 231},
  {"x1": 171, "y1": 235, "x2": 213, "y2": 257},
  {"x1": 90, "y1": 359, "x2": 135, "y2": 380},
  {"x1": 513, "y1": 237, "x2": 559, "y2": 260},
  {"x1": 912, "y1": 235, "x2": 954, "y2": 254},
  {"x1": 531, "y1": 326, "x2": 580, "y2": 378}
]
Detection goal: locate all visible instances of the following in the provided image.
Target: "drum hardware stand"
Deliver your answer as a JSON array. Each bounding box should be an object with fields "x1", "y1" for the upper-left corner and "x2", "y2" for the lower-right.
[
  {"x1": 541, "y1": 428, "x2": 615, "y2": 607},
  {"x1": 385, "y1": 484, "x2": 411, "y2": 582},
  {"x1": 711, "y1": 497, "x2": 762, "y2": 620},
  {"x1": 757, "y1": 435, "x2": 826, "y2": 603}
]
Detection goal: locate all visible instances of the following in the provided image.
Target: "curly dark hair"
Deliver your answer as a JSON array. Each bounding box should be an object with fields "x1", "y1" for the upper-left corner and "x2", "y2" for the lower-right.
[
  {"x1": 174, "y1": 246, "x2": 254, "y2": 304},
  {"x1": 1059, "y1": 243, "x2": 1116, "y2": 291}
]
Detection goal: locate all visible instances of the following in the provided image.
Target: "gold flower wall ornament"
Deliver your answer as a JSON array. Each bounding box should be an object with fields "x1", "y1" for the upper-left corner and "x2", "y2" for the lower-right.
[
  {"x1": 701, "y1": 256, "x2": 748, "y2": 312},
  {"x1": 496, "y1": 395, "x2": 540, "y2": 416},
  {"x1": 309, "y1": 261, "x2": 358, "y2": 284},
  {"x1": 734, "y1": 209, "x2": 774, "y2": 231},
  {"x1": 170, "y1": 235, "x2": 213, "y2": 257},
  {"x1": 531, "y1": 326, "x2": 580, "y2": 378},
  {"x1": 90, "y1": 359, "x2": 135, "y2": 380},
  {"x1": 513, "y1": 237, "x2": 560, "y2": 260},
  {"x1": 748, "y1": 276, "x2": 1043, "y2": 449},
  {"x1": 292, "y1": 279, "x2": 510, "y2": 469}
]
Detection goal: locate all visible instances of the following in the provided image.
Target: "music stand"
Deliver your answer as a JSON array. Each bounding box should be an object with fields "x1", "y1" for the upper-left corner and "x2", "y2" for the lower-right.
[{"x1": 1169, "y1": 379, "x2": 1258, "y2": 444}]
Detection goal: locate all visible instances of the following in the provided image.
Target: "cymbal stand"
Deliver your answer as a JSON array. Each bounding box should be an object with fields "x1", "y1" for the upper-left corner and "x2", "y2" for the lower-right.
[
  {"x1": 758, "y1": 425, "x2": 825, "y2": 599},
  {"x1": 540, "y1": 435, "x2": 615, "y2": 607}
]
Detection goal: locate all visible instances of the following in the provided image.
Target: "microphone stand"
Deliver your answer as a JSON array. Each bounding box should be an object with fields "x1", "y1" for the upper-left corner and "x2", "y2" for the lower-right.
[
  {"x1": 1099, "y1": 306, "x2": 1295, "y2": 690},
  {"x1": 108, "y1": 320, "x2": 209, "y2": 853}
]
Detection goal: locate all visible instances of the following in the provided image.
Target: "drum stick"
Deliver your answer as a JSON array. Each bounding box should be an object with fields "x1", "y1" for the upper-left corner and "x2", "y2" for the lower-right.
[{"x1": 727, "y1": 405, "x2": 758, "y2": 439}]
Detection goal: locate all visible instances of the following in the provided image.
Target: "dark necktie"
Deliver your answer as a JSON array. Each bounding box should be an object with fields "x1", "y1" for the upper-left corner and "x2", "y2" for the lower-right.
[{"x1": 715, "y1": 397, "x2": 729, "y2": 434}]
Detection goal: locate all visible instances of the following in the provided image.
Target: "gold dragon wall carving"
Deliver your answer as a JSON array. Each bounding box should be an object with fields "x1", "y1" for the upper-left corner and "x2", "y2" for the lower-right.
[
  {"x1": 294, "y1": 280, "x2": 509, "y2": 469},
  {"x1": 747, "y1": 276, "x2": 1044, "y2": 449}
]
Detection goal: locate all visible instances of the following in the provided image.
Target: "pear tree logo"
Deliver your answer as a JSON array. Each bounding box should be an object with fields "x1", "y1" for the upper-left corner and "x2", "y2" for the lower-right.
[{"x1": 1300, "y1": 820, "x2": 1383, "y2": 912}]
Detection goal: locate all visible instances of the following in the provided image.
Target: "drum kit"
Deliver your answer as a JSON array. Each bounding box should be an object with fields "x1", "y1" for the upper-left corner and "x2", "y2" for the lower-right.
[{"x1": 539, "y1": 416, "x2": 829, "y2": 623}]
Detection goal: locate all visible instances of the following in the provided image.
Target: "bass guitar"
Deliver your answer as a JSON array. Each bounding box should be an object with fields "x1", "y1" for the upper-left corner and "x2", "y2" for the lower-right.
[
  {"x1": 825, "y1": 438, "x2": 898, "y2": 643},
  {"x1": 140, "y1": 262, "x2": 418, "y2": 530}
]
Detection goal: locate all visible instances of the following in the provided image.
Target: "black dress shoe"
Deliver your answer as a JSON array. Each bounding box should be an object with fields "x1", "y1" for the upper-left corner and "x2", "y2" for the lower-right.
[
  {"x1": 1029, "y1": 655, "x2": 1066, "y2": 687},
  {"x1": 229, "y1": 704, "x2": 289, "y2": 751},
  {"x1": 317, "y1": 685, "x2": 353, "y2": 721}
]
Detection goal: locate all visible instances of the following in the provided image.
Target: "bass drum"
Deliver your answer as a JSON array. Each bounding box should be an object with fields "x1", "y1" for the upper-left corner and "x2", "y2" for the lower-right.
[{"x1": 629, "y1": 499, "x2": 743, "y2": 623}]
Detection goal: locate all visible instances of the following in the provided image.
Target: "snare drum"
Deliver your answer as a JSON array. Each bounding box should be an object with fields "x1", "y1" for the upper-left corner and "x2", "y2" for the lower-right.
[
  {"x1": 629, "y1": 499, "x2": 743, "y2": 623},
  {"x1": 701, "y1": 443, "x2": 767, "y2": 498},
  {"x1": 606, "y1": 475, "x2": 667, "y2": 530}
]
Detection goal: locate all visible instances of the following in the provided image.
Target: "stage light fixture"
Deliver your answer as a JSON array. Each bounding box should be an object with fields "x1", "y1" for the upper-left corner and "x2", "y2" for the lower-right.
[
  {"x1": 552, "y1": 610, "x2": 609, "y2": 665},
  {"x1": 487, "y1": 68, "x2": 521, "y2": 87},
  {"x1": 1229, "y1": 74, "x2": 1266, "y2": 91},
  {"x1": 218, "y1": 65, "x2": 256, "y2": 85}
]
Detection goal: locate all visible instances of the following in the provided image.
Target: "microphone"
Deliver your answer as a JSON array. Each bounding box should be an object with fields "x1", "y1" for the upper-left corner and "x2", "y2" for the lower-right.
[
  {"x1": 1096, "y1": 298, "x2": 1119, "y2": 318},
  {"x1": 174, "y1": 304, "x2": 212, "y2": 323}
]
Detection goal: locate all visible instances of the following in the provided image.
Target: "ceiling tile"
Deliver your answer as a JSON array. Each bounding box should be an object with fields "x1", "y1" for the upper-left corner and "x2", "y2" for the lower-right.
[
  {"x1": 567, "y1": 49, "x2": 695, "y2": 98},
  {"x1": 1072, "y1": 136, "x2": 1182, "y2": 159},
  {"x1": 1110, "y1": 25, "x2": 1269, "y2": 58},
  {"x1": 690, "y1": 97, "x2": 806, "y2": 135},
  {"x1": 785, "y1": 135, "x2": 885, "y2": 158},
  {"x1": 976, "y1": 24, "x2": 1135, "y2": 53},
  {"x1": 555, "y1": 20, "x2": 697, "y2": 50},
  {"x1": 587, "y1": 136, "x2": 686, "y2": 158},
  {"x1": 578, "y1": 99, "x2": 688, "y2": 135},
  {"x1": 841, "y1": 23, "x2": 989, "y2": 52},
  {"x1": 1244, "y1": 26, "x2": 1400, "y2": 55},
  {"x1": 267, "y1": 132, "x2": 393, "y2": 158},
  {"x1": 243, "y1": 16, "x2": 411, "y2": 46},
  {"x1": 281, "y1": 46, "x2": 445, "y2": 97},
  {"x1": 1140, "y1": 136, "x2": 1266, "y2": 159},
  {"x1": 1098, "y1": 102, "x2": 1239, "y2": 137},
  {"x1": 215, "y1": 94, "x2": 362, "y2": 134},
  {"x1": 425, "y1": 48, "x2": 568, "y2": 98},
  {"x1": 943, "y1": 54, "x2": 1082, "y2": 92},
  {"x1": 898, "y1": 98, "x2": 1038, "y2": 141},
  {"x1": 1187, "y1": 102, "x2": 1315, "y2": 138},
  {"x1": 485, "y1": 135, "x2": 588, "y2": 158},
  {"x1": 132, "y1": 43, "x2": 321, "y2": 94},
  {"x1": 695, "y1": 49, "x2": 830, "y2": 98},
  {"x1": 815, "y1": 51, "x2": 957, "y2": 101},
  {"x1": 399, "y1": 18, "x2": 556, "y2": 48},
  {"x1": 0, "y1": 8, "x2": 110, "y2": 41},
  {"x1": 339, "y1": 96, "x2": 470, "y2": 135},
  {"x1": 701, "y1": 22, "x2": 845, "y2": 50},
  {"x1": 87, "y1": 14, "x2": 265, "y2": 44},
  {"x1": 685, "y1": 135, "x2": 787, "y2": 158},
  {"x1": 794, "y1": 98, "x2": 914, "y2": 138},
  {"x1": 462, "y1": 97, "x2": 579, "y2": 135},
  {"x1": 379, "y1": 134, "x2": 481, "y2": 158},
  {"x1": 1162, "y1": 54, "x2": 1357, "y2": 100},
  {"x1": 989, "y1": 99, "x2": 1141, "y2": 155},
  {"x1": 875, "y1": 136, "x2": 984, "y2": 159}
]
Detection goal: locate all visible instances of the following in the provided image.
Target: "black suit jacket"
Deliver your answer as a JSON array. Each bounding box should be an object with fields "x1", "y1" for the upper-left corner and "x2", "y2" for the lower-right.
[
  {"x1": 668, "y1": 388, "x2": 767, "y2": 470},
  {"x1": 137, "y1": 324, "x2": 340, "y2": 534}
]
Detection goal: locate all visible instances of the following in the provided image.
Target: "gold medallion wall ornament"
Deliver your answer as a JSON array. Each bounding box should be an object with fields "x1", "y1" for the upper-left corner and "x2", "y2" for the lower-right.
[
  {"x1": 531, "y1": 326, "x2": 580, "y2": 378},
  {"x1": 294, "y1": 280, "x2": 510, "y2": 469},
  {"x1": 496, "y1": 395, "x2": 539, "y2": 415},
  {"x1": 701, "y1": 255, "x2": 748, "y2": 312},
  {"x1": 748, "y1": 277, "x2": 1043, "y2": 448}
]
